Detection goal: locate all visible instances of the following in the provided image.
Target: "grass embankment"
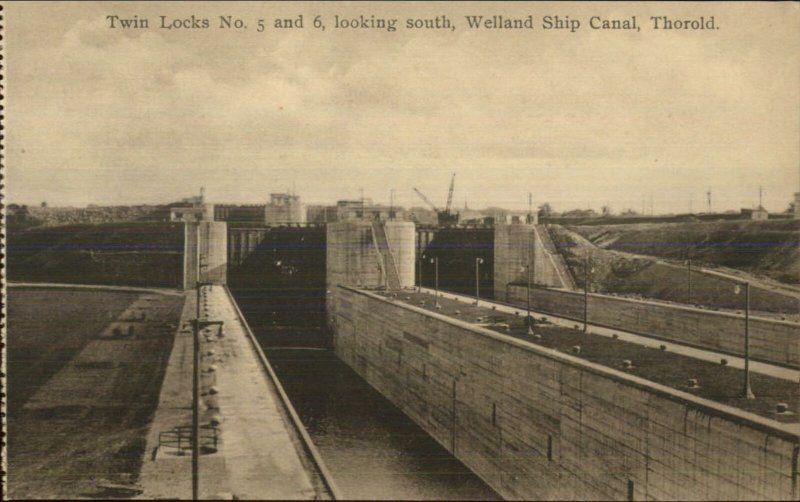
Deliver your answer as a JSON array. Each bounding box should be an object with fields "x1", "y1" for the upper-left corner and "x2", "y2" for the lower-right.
[
  {"x1": 381, "y1": 291, "x2": 799, "y2": 423},
  {"x1": 7, "y1": 222, "x2": 184, "y2": 288},
  {"x1": 571, "y1": 219, "x2": 800, "y2": 285},
  {"x1": 6, "y1": 287, "x2": 184, "y2": 499},
  {"x1": 549, "y1": 224, "x2": 799, "y2": 315}
]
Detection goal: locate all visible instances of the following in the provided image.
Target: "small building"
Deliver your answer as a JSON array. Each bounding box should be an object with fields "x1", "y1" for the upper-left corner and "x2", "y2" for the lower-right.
[
  {"x1": 265, "y1": 193, "x2": 305, "y2": 224},
  {"x1": 170, "y1": 203, "x2": 212, "y2": 222},
  {"x1": 740, "y1": 207, "x2": 769, "y2": 221},
  {"x1": 307, "y1": 199, "x2": 405, "y2": 223},
  {"x1": 336, "y1": 199, "x2": 404, "y2": 222}
]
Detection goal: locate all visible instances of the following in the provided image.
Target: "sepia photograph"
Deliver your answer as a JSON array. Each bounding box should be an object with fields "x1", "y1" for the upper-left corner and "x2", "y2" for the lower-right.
[{"x1": 3, "y1": 1, "x2": 800, "y2": 500}]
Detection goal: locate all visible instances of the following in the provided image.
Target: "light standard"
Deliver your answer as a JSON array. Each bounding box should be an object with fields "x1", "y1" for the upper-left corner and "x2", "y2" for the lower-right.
[
  {"x1": 583, "y1": 253, "x2": 592, "y2": 333},
  {"x1": 734, "y1": 281, "x2": 755, "y2": 399},
  {"x1": 686, "y1": 246, "x2": 693, "y2": 305},
  {"x1": 475, "y1": 257, "x2": 484, "y2": 306},
  {"x1": 526, "y1": 229, "x2": 535, "y2": 336},
  {"x1": 432, "y1": 257, "x2": 439, "y2": 308}
]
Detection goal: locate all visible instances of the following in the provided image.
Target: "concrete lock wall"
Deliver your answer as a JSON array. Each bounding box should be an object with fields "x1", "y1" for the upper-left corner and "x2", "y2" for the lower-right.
[
  {"x1": 329, "y1": 286, "x2": 800, "y2": 501},
  {"x1": 326, "y1": 221, "x2": 415, "y2": 290},
  {"x1": 507, "y1": 285, "x2": 800, "y2": 368},
  {"x1": 494, "y1": 224, "x2": 573, "y2": 301},
  {"x1": 183, "y1": 221, "x2": 228, "y2": 289}
]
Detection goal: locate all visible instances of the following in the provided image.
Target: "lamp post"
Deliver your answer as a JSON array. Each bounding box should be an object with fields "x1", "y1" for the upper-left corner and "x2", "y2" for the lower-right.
[
  {"x1": 526, "y1": 230, "x2": 535, "y2": 335},
  {"x1": 475, "y1": 257, "x2": 484, "y2": 306},
  {"x1": 686, "y1": 246, "x2": 693, "y2": 305},
  {"x1": 735, "y1": 281, "x2": 755, "y2": 399},
  {"x1": 432, "y1": 257, "x2": 439, "y2": 308},
  {"x1": 192, "y1": 282, "x2": 203, "y2": 500},
  {"x1": 583, "y1": 253, "x2": 592, "y2": 333}
]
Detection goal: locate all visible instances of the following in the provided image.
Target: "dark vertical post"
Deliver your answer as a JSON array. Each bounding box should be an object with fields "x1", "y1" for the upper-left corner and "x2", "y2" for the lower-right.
[
  {"x1": 583, "y1": 253, "x2": 590, "y2": 333},
  {"x1": 687, "y1": 255, "x2": 692, "y2": 305},
  {"x1": 527, "y1": 229, "x2": 534, "y2": 335},
  {"x1": 743, "y1": 281, "x2": 755, "y2": 399},
  {"x1": 418, "y1": 254, "x2": 422, "y2": 292},
  {"x1": 475, "y1": 257, "x2": 482, "y2": 306},
  {"x1": 451, "y1": 379, "x2": 457, "y2": 453},
  {"x1": 434, "y1": 258, "x2": 439, "y2": 307},
  {"x1": 192, "y1": 284, "x2": 200, "y2": 500}
]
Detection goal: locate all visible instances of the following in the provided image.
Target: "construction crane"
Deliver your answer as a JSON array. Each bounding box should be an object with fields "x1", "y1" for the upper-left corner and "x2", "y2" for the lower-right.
[{"x1": 413, "y1": 173, "x2": 460, "y2": 226}]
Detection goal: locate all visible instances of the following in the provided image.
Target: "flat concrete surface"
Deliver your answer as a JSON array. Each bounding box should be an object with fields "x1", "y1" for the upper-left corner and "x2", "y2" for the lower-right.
[
  {"x1": 138, "y1": 287, "x2": 319, "y2": 499},
  {"x1": 423, "y1": 287, "x2": 800, "y2": 382}
]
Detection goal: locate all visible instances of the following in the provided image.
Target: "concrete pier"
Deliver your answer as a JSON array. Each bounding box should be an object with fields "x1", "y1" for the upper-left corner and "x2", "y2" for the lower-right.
[{"x1": 139, "y1": 286, "x2": 337, "y2": 499}]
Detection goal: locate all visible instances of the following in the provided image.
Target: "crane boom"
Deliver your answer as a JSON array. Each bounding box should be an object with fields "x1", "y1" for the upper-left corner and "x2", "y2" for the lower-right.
[
  {"x1": 445, "y1": 173, "x2": 456, "y2": 213},
  {"x1": 413, "y1": 188, "x2": 439, "y2": 212}
]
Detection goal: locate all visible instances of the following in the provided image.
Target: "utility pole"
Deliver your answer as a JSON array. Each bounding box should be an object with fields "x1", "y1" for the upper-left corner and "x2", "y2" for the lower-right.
[
  {"x1": 687, "y1": 255, "x2": 693, "y2": 305},
  {"x1": 390, "y1": 189, "x2": 395, "y2": 220}
]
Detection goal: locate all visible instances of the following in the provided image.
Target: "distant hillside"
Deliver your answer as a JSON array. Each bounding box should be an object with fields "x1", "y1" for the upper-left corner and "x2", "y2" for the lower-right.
[{"x1": 570, "y1": 220, "x2": 799, "y2": 285}]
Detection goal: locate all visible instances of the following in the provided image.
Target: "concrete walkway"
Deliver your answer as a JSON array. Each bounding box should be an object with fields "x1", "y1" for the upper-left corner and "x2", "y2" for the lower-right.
[
  {"x1": 138, "y1": 286, "x2": 326, "y2": 499},
  {"x1": 422, "y1": 287, "x2": 800, "y2": 382}
]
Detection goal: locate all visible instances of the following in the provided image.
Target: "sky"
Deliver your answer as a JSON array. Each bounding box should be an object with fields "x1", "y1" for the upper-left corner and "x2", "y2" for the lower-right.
[{"x1": 6, "y1": 1, "x2": 800, "y2": 214}]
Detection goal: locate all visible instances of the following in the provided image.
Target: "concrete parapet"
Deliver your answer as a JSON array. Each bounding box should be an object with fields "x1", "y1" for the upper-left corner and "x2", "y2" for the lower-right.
[
  {"x1": 507, "y1": 284, "x2": 800, "y2": 368},
  {"x1": 329, "y1": 285, "x2": 799, "y2": 500}
]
